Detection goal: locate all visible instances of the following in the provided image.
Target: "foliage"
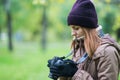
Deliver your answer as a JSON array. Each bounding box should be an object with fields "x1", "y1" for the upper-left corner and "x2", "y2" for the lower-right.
[
  {"x1": 48, "y1": 0, "x2": 74, "y2": 40},
  {"x1": 0, "y1": 2, "x2": 6, "y2": 32},
  {"x1": 92, "y1": 1, "x2": 120, "y2": 42},
  {"x1": 95, "y1": 0, "x2": 120, "y2": 35},
  {"x1": 0, "y1": 0, "x2": 120, "y2": 41}
]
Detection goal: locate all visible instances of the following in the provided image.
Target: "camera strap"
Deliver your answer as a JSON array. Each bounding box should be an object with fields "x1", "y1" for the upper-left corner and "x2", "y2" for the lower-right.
[
  {"x1": 77, "y1": 53, "x2": 88, "y2": 64},
  {"x1": 65, "y1": 50, "x2": 88, "y2": 64},
  {"x1": 65, "y1": 50, "x2": 74, "y2": 58}
]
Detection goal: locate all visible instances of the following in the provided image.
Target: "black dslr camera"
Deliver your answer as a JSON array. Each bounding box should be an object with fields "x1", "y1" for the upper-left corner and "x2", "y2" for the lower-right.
[
  {"x1": 48, "y1": 56, "x2": 65, "y2": 80},
  {"x1": 47, "y1": 56, "x2": 78, "y2": 80}
]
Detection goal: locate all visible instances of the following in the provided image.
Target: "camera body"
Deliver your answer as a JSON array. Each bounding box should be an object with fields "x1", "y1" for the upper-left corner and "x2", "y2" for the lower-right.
[
  {"x1": 48, "y1": 56, "x2": 78, "y2": 80},
  {"x1": 48, "y1": 56, "x2": 65, "y2": 80}
]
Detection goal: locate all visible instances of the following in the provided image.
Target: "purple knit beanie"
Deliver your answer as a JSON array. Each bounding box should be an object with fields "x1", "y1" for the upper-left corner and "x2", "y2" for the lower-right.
[{"x1": 67, "y1": 0, "x2": 98, "y2": 28}]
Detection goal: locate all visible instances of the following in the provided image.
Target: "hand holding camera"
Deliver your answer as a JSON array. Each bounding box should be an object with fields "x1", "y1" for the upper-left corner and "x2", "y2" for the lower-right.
[{"x1": 47, "y1": 56, "x2": 78, "y2": 80}]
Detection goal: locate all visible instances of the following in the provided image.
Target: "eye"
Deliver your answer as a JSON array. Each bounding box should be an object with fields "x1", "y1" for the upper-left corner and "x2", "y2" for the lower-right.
[
  {"x1": 70, "y1": 25, "x2": 80, "y2": 30},
  {"x1": 74, "y1": 27, "x2": 79, "y2": 30}
]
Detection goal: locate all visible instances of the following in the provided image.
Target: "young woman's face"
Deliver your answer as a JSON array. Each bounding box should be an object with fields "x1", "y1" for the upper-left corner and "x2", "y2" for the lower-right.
[{"x1": 70, "y1": 25, "x2": 84, "y2": 39}]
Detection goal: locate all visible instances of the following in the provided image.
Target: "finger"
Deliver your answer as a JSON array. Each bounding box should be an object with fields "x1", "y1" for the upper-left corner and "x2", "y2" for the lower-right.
[{"x1": 50, "y1": 68, "x2": 61, "y2": 75}]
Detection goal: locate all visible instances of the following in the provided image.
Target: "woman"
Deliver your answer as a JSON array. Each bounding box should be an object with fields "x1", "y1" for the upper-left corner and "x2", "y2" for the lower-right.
[
  {"x1": 48, "y1": 0, "x2": 120, "y2": 80},
  {"x1": 65, "y1": 25, "x2": 120, "y2": 80}
]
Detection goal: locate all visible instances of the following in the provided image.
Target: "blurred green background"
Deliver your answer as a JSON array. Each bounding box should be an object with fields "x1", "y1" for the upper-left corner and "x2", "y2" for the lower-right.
[{"x1": 0, "y1": 0, "x2": 120, "y2": 80}]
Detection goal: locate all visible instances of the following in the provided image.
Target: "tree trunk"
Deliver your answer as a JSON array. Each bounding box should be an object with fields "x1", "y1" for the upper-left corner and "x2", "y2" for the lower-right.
[
  {"x1": 0, "y1": 26, "x2": 1, "y2": 41},
  {"x1": 4, "y1": 0, "x2": 13, "y2": 51},
  {"x1": 117, "y1": 28, "x2": 120, "y2": 42},
  {"x1": 7, "y1": 10, "x2": 13, "y2": 51},
  {"x1": 41, "y1": 6, "x2": 48, "y2": 51}
]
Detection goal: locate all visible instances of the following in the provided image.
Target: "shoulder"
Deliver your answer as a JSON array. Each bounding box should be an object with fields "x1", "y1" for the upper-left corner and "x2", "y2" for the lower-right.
[
  {"x1": 93, "y1": 44, "x2": 119, "y2": 80},
  {"x1": 93, "y1": 43, "x2": 117, "y2": 59},
  {"x1": 93, "y1": 44, "x2": 119, "y2": 70}
]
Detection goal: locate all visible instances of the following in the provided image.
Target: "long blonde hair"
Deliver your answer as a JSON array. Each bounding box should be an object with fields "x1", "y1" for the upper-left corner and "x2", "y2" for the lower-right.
[
  {"x1": 71, "y1": 27, "x2": 101, "y2": 57},
  {"x1": 82, "y1": 27, "x2": 101, "y2": 57}
]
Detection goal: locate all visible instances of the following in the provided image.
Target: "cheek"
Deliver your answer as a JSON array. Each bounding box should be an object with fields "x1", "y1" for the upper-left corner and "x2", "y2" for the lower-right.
[{"x1": 77, "y1": 30, "x2": 84, "y2": 36}]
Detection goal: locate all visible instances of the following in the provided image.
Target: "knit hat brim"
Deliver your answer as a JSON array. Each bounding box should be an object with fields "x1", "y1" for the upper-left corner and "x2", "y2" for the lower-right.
[{"x1": 68, "y1": 15, "x2": 98, "y2": 28}]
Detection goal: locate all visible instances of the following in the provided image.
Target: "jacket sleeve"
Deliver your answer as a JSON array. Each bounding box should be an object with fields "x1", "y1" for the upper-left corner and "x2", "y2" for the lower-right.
[
  {"x1": 59, "y1": 77, "x2": 71, "y2": 80},
  {"x1": 97, "y1": 46, "x2": 119, "y2": 80},
  {"x1": 72, "y1": 69, "x2": 93, "y2": 80},
  {"x1": 59, "y1": 70, "x2": 93, "y2": 80}
]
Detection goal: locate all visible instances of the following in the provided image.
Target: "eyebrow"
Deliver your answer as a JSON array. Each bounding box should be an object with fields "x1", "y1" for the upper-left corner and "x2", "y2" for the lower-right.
[{"x1": 71, "y1": 26, "x2": 79, "y2": 28}]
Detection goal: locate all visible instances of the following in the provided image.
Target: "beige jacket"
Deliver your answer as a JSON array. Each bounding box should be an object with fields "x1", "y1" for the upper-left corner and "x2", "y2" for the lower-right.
[{"x1": 59, "y1": 34, "x2": 120, "y2": 80}]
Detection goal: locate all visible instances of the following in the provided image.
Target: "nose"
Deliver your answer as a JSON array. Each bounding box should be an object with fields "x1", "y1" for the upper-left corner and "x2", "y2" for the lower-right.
[{"x1": 71, "y1": 30, "x2": 77, "y2": 36}]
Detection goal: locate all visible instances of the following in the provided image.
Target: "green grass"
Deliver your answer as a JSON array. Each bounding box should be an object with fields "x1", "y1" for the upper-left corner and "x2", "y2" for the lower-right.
[
  {"x1": 0, "y1": 41, "x2": 70, "y2": 80},
  {"x1": 0, "y1": 41, "x2": 120, "y2": 80},
  {"x1": 119, "y1": 74, "x2": 120, "y2": 80}
]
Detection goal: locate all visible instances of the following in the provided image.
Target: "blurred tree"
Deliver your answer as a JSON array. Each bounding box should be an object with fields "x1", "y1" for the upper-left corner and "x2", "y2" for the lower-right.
[
  {"x1": 41, "y1": 2, "x2": 48, "y2": 51},
  {"x1": 113, "y1": 13, "x2": 120, "y2": 40},
  {"x1": 0, "y1": 25, "x2": 2, "y2": 40},
  {"x1": 102, "y1": 11, "x2": 115, "y2": 33},
  {"x1": 0, "y1": 0, "x2": 4, "y2": 41},
  {"x1": 3, "y1": 0, "x2": 13, "y2": 51},
  {"x1": 95, "y1": 0, "x2": 119, "y2": 35},
  {"x1": 32, "y1": 0, "x2": 69, "y2": 50},
  {"x1": 48, "y1": 0, "x2": 74, "y2": 40},
  {"x1": 33, "y1": 0, "x2": 49, "y2": 51},
  {"x1": 117, "y1": 28, "x2": 120, "y2": 42},
  {"x1": 101, "y1": 0, "x2": 120, "y2": 4}
]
